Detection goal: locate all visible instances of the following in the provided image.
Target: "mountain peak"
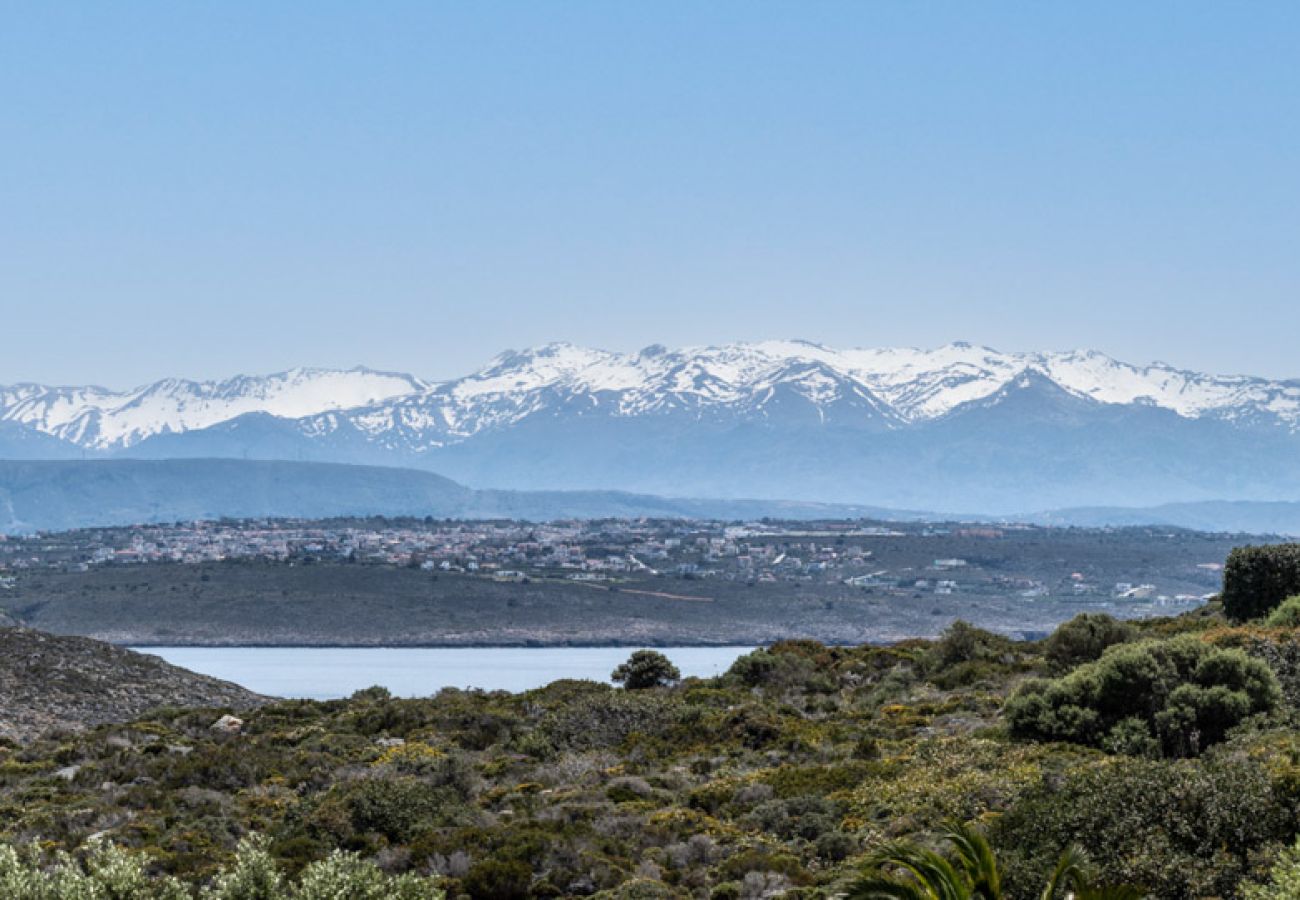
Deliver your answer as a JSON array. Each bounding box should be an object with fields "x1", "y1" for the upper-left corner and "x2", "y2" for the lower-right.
[{"x1": 2, "y1": 343, "x2": 1299, "y2": 456}]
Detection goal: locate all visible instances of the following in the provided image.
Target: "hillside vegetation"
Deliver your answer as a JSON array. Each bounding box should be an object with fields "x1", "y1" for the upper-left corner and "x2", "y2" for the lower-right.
[{"x1": 4, "y1": 547, "x2": 1300, "y2": 897}]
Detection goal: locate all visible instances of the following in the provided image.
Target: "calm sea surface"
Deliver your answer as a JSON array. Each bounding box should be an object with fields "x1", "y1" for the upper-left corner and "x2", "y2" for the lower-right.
[{"x1": 130, "y1": 646, "x2": 757, "y2": 699}]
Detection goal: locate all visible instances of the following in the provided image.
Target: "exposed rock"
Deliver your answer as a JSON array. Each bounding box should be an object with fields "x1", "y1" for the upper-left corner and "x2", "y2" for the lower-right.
[
  {"x1": 210, "y1": 714, "x2": 244, "y2": 735},
  {"x1": 0, "y1": 627, "x2": 266, "y2": 743}
]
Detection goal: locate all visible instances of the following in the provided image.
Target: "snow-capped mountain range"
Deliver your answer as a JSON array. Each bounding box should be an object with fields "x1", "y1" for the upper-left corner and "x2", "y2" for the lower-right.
[
  {"x1": 5, "y1": 341, "x2": 1299, "y2": 449},
  {"x1": 3, "y1": 342, "x2": 1299, "y2": 512},
  {"x1": 0, "y1": 367, "x2": 426, "y2": 450}
]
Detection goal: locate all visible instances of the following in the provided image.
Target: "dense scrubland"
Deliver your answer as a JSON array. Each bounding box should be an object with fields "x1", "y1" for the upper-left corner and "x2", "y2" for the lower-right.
[{"x1": 5, "y1": 545, "x2": 1300, "y2": 897}]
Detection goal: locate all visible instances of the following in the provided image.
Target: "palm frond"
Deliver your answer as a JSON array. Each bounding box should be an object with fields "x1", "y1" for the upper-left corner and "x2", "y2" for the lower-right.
[
  {"x1": 1041, "y1": 844, "x2": 1091, "y2": 900},
  {"x1": 942, "y1": 820, "x2": 1002, "y2": 900},
  {"x1": 844, "y1": 840, "x2": 970, "y2": 900},
  {"x1": 841, "y1": 873, "x2": 936, "y2": 900}
]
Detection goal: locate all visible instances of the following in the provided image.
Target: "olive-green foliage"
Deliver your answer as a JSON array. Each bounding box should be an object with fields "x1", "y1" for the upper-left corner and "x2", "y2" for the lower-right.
[
  {"x1": 1005, "y1": 636, "x2": 1280, "y2": 756},
  {"x1": 741, "y1": 795, "x2": 842, "y2": 841},
  {"x1": 726, "y1": 641, "x2": 840, "y2": 695},
  {"x1": 611, "y1": 651, "x2": 681, "y2": 690},
  {"x1": 926, "y1": 621, "x2": 1017, "y2": 688},
  {"x1": 1043, "y1": 613, "x2": 1136, "y2": 672},
  {"x1": 1222, "y1": 544, "x2": 1300, "y2": 622},
  {"x1": 319, "y1": 775, "x2": 453, "y2": 842},
  {"x1": 1243, "y1": 834, "x2": 1300, "y2": 899},
  {"x1": 0, "y1": 835, "x2": 444, "y2": 899},
  {"x1": 461, "y1": 859, "x2": 532, "y2": 900},
  {"x1": 597, "y1": 878, "x2": 682, "y2": 899},
  {"x1": 1239, "y1": 632, "x2": 1300, "y2": 709},
  {"x1": 994, "y1": 753, "x2": 1294, "y2": 899},
  {"x1": 1265, "y1": 595, "x2": 1300, "y2": 628},
  {"x1": 537, "y1": 687, "x2": 676, "y2": 752},
  {"x1": 726, "y1": 649, "x2": 781, "y2": 687}
]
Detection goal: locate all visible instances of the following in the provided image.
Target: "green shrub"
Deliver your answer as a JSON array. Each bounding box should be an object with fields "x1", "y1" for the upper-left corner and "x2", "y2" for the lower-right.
[
  {"x1": 925, "y1": 621, "x2": 1018, "y2": 687},
  {"x1": 928, "y1": 621, "x2": 1013, "y2": 672},
  {"x1": 461, "y1": 859, "x2": 532, "y2": 900},
  {"x1": 309, "y1": 772, "x2": 468, "y2": 844},
  {"x1": 727, "y1": 650, "x2": 780, "y2": 687},
  {"x1": 1265, "y1": 595, "x2": 1300, "y2": 628},
  {"x1": 612, "y1": 651, "x2": 681, "y2": 690},
  {"x1": 994, "y1": 754, "x2": 1293, "y2": 899},
  {"x1": 599, "y1": 878, "x2": 682, "y2": 899},
  {"x1": 727, "y1": 643, "x2": 838, "y2": 694},
  {"x1": 540, "y1": 689, "x2": 675, "y2": 751},
  {"x1": 1005, "y1": 636, "x2": 1280, "y2": 756},
  {"x1": 1243, "y1": 834, "x2": 1300, "y2": 899},
  {"x1": 1043, "y1": 613, "x2": 1135, "y2": 671},
  {"x1": 1223, "y1": 544, "x2": 1300, "y2": 621}
]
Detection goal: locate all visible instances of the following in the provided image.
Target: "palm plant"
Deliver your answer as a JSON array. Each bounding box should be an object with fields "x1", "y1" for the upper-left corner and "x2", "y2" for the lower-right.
[{"x1": 844, "y1": 821, "x2": 1146, "y2": 900}]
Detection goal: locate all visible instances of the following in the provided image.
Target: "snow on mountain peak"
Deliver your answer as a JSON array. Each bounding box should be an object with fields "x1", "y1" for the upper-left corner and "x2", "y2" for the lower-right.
[
  {"x1": 2, "y1": 343, "x2": 1298, "y2": 452},
  {"x1": 424, "y1": 340, "x2": 1300, "y2": 429},
  {"x1": 0, "y1": 367, "x2": 427, "y2": 449}
]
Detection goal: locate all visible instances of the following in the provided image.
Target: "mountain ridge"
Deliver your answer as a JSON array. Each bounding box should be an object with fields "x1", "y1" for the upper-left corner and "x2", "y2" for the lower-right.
[
  {"x1": 6, "y1": 342, "x2": 1300, "y2": 451},
  {"x1": 4, "y1": 343, "x2": 1300, "y2": 513}
]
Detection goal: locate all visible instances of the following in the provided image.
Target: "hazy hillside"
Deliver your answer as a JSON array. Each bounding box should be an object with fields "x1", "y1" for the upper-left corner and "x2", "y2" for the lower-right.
[
  {"x1": 0, "y1": 459, "x2": 471, "y2": 533},
  {"x1": 0, "y1": 459, "x2": 916, "y2": 534},
  {"x1": 1033, "y1": 500, "x2": 1300, "y2": 536},
  {"x1": 3, "y1": 459, "x2": 1300, "y2": 535}
]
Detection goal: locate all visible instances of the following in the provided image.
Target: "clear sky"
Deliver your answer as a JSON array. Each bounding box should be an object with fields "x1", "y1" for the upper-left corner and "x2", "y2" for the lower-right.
[{"x1": 3, "y1": 2, "x2": 1298, "y2": 387}]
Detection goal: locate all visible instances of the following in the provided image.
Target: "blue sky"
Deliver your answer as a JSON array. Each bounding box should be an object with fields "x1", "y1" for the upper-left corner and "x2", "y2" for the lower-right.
[{"x1": 2, "y1": 2, "x2": 1297, "y2": 386}]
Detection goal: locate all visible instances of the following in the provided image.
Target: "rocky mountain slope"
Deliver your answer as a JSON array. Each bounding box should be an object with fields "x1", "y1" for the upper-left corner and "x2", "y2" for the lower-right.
[{"x1": 0, "y1": 627, "x2": 265, "y2": 742}]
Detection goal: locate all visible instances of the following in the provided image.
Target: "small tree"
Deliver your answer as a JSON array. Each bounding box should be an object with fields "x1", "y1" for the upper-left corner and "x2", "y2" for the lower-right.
[
  {"x1": 1222, "y1": 544, "x2": 1300, "y2": 621},
  {"x1": 612, "y1": 650, "x2": 681, "y2": 690},
  {"x1": 1044, "y1": 613, "x2": 1135, "y2": 672}
]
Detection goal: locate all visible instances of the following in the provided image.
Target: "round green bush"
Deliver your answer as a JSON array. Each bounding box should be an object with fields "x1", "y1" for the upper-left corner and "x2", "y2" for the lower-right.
[{"x1": 1265, "y1": 595, "x2": 1300, "y2": 628}]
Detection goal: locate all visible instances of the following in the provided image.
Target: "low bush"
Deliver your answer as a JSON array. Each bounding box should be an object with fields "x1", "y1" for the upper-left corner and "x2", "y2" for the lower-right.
[
  {"x1": 1043, "y1": 612, "x2": 1135, "y2": 671},
  {"x1": 1265, "y1": 595, "x2": 1300, "y2": 628},
  {"x1": 1005, "y1": 636, "x2": 1280, "y2": 757},
  {"x1": 994, "y1": 754, "x2": 1294, "y2": 899},
  {"x1": 461, "y1": 858, "x2": 533, "y2": 900}
]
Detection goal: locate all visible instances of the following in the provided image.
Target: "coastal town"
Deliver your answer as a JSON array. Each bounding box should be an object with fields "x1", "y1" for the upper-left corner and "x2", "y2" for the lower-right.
[{"x1": 0, "y1": 517, "x2": 1230, "y2": 616}]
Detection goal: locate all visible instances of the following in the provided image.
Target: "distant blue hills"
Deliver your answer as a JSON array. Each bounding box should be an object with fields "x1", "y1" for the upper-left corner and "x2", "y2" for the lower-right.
[{"x1": 1, "y1": 458, "x2": 1298, "y2": 537}]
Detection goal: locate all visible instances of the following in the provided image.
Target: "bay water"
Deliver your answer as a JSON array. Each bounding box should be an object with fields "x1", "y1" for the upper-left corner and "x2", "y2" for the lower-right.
[{"x1": 131, "y1": 645, "x2": 756, "y2": 699}]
